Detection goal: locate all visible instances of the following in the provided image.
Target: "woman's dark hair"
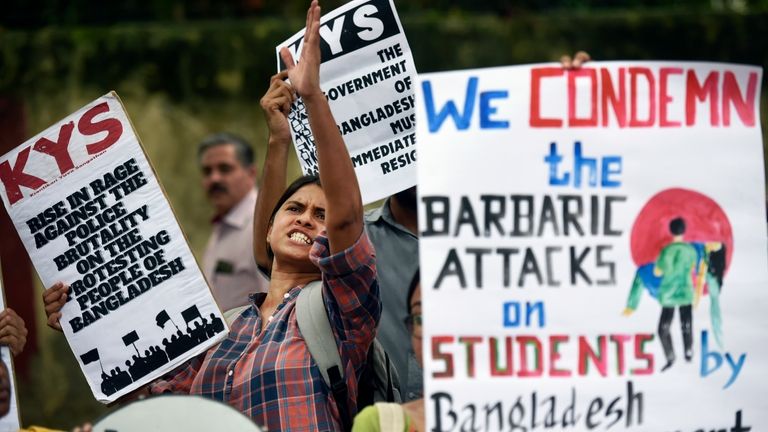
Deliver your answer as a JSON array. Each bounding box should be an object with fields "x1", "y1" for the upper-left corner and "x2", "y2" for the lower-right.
[
  {"x1": 265, "y1": 174, "x2": 322, "y2": 262},
  {"x1": 407, "y1": 268, "x2": 420, "y2": 316}
]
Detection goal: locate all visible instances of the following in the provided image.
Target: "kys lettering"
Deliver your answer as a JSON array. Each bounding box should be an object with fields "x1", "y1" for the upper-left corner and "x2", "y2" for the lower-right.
[
  {"x1": 0, "y1": 102, "x2": 123, "y2": 205},
  {"x1": 286, "y1": 2, "x2": 387, "y2": 59}
]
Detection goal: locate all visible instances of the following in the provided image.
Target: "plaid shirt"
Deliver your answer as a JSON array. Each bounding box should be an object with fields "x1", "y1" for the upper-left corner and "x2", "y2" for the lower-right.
[{"x1": 151, "y1": 232, "x2": 379, "y2": 431}]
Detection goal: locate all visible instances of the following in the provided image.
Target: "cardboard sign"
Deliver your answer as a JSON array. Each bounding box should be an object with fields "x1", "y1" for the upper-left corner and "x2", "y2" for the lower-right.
[
  {"x1": 0, "y1": 272, "x2": 20, "y2": 432},
  {"x1": 0, "y1": 93, "x2": 228, "y2": 403},
  {"x1": 416, "y1": 62, "x2": 766, "y2": 431},
  {"x1": 277, "y1": 0, "x2": 418, "y2": 204}
]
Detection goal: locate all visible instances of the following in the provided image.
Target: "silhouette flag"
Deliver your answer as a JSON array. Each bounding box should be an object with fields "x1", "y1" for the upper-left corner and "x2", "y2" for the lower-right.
[
  {"x1": 181, "y1": 305, "x2": 201, "y2": 323},
  {"x1": 80, "y1": 348, "x2": 100, "y2": 365},
  {"x1": 156, "y1": 310, "x2": 171, "y2": 328},
  {"x1": 122, "y1": 330, "x2": 140, "y2": 346}
]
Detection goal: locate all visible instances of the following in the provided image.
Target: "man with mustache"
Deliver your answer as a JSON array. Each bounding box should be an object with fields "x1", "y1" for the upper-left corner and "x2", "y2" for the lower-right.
[{"x1": 199, "y1": 133, "x2": 269, "y2": 311}]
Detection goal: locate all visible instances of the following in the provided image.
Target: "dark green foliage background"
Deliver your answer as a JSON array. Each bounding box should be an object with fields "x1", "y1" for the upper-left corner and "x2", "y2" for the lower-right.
[{"x1": 3, "y1": 10, "x2": 767, "y2": 99}]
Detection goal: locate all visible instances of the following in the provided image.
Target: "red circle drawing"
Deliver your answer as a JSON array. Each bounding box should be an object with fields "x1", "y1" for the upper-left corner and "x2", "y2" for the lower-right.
[{"x1": 630, "y1": 188, "x2": 733, "y2": 273}]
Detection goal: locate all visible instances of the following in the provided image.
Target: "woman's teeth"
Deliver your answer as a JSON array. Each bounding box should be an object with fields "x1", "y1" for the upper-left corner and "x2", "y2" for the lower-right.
[{"x1": 290, "y1": 232, "x2": 311, "y2": 244}]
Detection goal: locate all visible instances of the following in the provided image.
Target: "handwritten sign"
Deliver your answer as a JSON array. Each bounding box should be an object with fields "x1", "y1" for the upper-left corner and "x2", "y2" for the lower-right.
[
  {"x1": 0, "y1": 93, "x2": 228, "y2": 403},
  {"x1": 416, "y1": 62, "x2": 766, "y2": 431},
  {"x1": 277, "y1": 0, "x2": 418, "y2": 204}
]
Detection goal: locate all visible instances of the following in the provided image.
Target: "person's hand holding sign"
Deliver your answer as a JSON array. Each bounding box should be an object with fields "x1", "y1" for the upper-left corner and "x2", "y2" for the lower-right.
[
  {"x1": 43, "y1": 281, "x2": 68, "y2": 332},
  {"x1": 253, "y1": 72, "x2": 298, "y2": 271},
  {"x1": 0, "y1": 308, "x2": 27, "y2": 356},
  {"x1": 560, "y1": 51, "x2": 591, "y2": 69},
  {"x1": 260, "y1": 70, "x2": 295, "y2": 145}
]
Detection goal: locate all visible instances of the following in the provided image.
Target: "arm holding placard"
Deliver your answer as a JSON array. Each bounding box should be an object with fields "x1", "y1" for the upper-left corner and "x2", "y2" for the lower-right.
[
  {"x1": 279, "y1": 0, "x2": 364, "y2": 252},
  {"x1": 0, "y1": 308, "x2": 27, "y2": 356},
  {"x1": 560, "y1": 51, "x2": 591, "y2": 69},
  {"x1": 253, "y1": 71, "x2": 296, "y2": 274},
  {"x1": 43, "y1": 281, "x2": 68, "y2": 332}
]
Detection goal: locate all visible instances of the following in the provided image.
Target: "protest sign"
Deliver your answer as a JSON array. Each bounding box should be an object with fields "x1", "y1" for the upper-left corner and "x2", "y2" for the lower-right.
[
  {"x1": 0, "y1": 93, "x2": 228, "y2": 403},
  {"x1": 0, "y1": 272, "x2": 20, "y2": 432},
  {"x1": 415, "y1": 62, "x2": 766, "y2": 431},
  {"x1": 277, "y1": 0, "x2": 418, "y2": 204}
]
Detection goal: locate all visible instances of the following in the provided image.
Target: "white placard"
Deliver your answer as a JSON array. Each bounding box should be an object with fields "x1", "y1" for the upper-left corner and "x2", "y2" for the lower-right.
[
  {"x1": 0, "y1": 93, "x2": 228, "y2": 403},
  {"x1": 277, "y1": 0, "x2": 418, "y2": 204},
  {"x1": 416, "y1": 62, "x2": 766, "y2": 431},
  {"x1": 0, "y1": 276, "x2": 20, "y2": 432}
]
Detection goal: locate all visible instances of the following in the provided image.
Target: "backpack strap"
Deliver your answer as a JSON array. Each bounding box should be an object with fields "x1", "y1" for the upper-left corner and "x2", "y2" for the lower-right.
[
  {"x1": 384, "y1": 347, "x2": 396, "y2": 402},
  {"x1": 296, "y1": 280, "x2": 342, "y2": 384},
  {"x1": 296, "y1": 280, "x2": 353, "y2": 431},
  {"x1": 364, "y1": 339, "x2": 401, "y2": 404}
]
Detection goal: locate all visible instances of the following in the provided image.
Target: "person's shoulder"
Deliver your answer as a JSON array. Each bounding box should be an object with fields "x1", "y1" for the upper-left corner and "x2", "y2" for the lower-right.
[
  {"x1": 364, "y1": 204, "x2": 385, "y2": 224},
  {"x1": 677, "y1": 242, "x2": 698, "y2": 252},
  {"x1": 666, "y1": 242, "x2": 698, "y2": 260},
  {"x1": 220, "y1": 189, "x2": 258, "y2": 229}
]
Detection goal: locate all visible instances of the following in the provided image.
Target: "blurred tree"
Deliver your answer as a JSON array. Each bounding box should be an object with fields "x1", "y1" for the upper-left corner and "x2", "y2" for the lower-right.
[{"x1": 4, "y1": 0, "x2": 768, "y2": 28}]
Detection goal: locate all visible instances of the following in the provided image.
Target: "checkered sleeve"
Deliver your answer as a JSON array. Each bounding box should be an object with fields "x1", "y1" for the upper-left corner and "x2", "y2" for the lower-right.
[{"x1": 310, "y1": 230, "x2": 380, "y2": 363}]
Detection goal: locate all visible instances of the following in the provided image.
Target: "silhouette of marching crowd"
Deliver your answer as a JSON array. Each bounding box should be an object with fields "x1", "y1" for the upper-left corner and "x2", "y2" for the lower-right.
[{"x1": 79, "y1": 305, "x2": 225, "y2": 396}]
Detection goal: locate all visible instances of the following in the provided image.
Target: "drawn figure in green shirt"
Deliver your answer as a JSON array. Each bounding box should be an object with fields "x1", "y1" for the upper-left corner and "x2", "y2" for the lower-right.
[
  {"x1": 624, "y1": 224, "x2": 726, "y2": 372},
  {"x1": 653, "y1": 217, "x2": 698, "y2": 370},
  {"x1": 625, "y1": 217, "x2": 700, "y2": 371}
]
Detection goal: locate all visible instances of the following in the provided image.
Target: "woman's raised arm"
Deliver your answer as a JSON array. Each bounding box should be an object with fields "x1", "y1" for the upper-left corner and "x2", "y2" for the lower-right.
[
  {"x1": 253, "y1": 71, "x2": 295, "y2": 272},
  {"x1": 279, "y1": 0, "x2": 363, "y2": 254}
]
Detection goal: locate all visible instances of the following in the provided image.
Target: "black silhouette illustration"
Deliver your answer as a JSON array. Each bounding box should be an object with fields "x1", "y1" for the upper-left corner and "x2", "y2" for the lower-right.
[{"x1": 80, "y1": 305, "x2": 226, "y2": 396}]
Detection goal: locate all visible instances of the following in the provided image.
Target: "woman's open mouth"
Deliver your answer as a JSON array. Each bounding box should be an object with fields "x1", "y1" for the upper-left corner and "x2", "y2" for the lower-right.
[{"x1": 289, "y1": 231, "x2": 312, "y2": 245}]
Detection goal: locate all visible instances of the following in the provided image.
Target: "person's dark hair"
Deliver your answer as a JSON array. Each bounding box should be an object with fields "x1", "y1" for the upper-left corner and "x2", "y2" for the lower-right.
[
  {"x1": 393, "y1": 186, "x2": 417, "y2": 212},
  {"x1": 669, "y1": 217, "x2": 686, "y2": 235},
  {"x1": 197, "y1": 132, "x2": 255, "y2": 167},
  {"x1": 407, "y1": 268, "x2": 420, "y2": 316},
  {"x1": 708, "y1": 244, "x2": 727, "y2": 287},
  {"x1": 266, "y1": 175, "x2": 322, "y2": 262}
]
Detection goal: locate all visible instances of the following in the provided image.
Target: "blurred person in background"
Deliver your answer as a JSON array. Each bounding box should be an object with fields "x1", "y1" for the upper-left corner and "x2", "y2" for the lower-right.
[
  {"x1": 0, "y1": 310, "x2": 61, "y2": 431},
  {"x1": 352, "y1": 269, "x2": 424, "y2": 431},
  {"x1": 198, "y1": 133, "x2": 269, "y2": 310}
]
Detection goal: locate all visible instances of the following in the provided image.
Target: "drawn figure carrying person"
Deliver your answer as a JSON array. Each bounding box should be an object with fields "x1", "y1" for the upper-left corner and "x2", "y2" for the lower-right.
[{"x1": 624, "y1": 216, "x2": 725, "y2": 371}]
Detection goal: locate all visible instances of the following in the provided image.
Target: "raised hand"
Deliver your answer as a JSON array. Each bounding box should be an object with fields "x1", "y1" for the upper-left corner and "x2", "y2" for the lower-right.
[
  {"x1": 260, "y1": 70, "x2": 296, "y2": 143},
  {"x1": 560, "y1": 51, "x2": 591, "y2": 69},
  {"x1": 253, "y1": 73, "x2": 297, "y2": 271},
  {"x1": 279, "y1": 0, "x2": 323, "y2": 101},
  {"x1": 43, "y1": 281, "x2": 68, "y2": 332}
]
